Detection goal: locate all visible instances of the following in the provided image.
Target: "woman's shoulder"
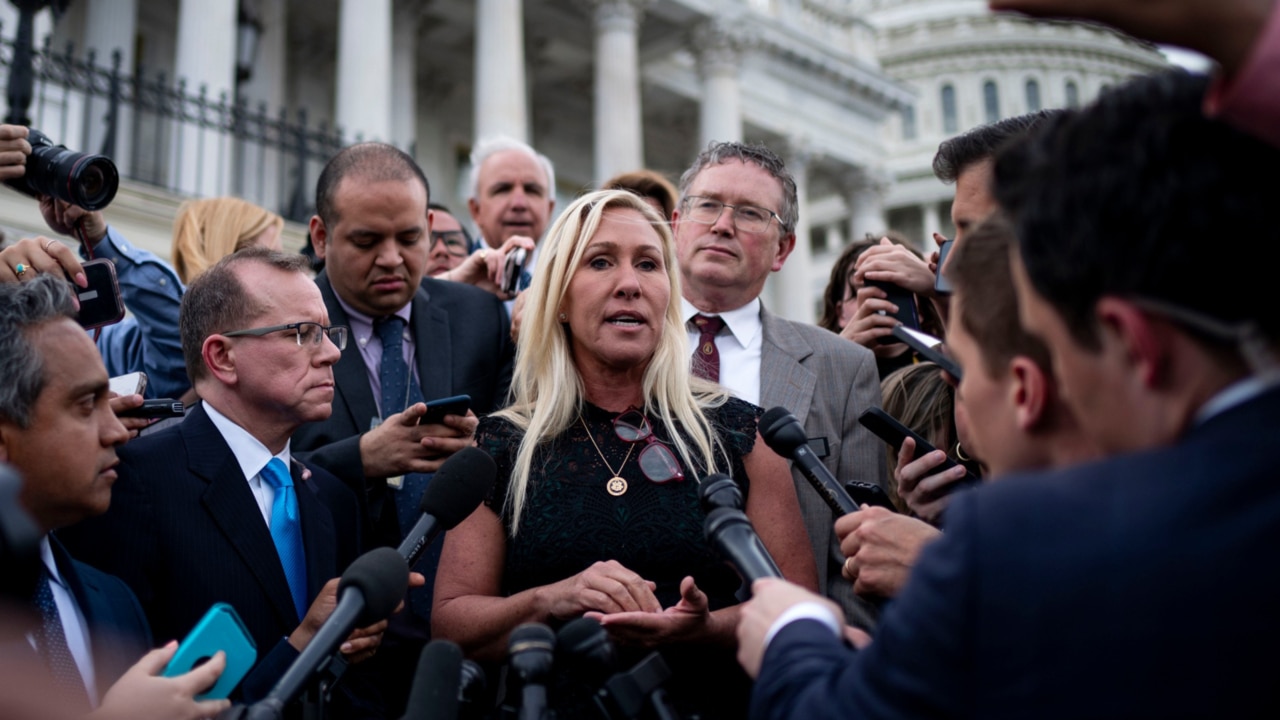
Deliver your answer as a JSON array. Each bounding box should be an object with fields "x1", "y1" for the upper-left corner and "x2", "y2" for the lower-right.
[
  {"x1": 477, "y1": 413, "x2": 522, "y2": 451},
  {"x1": 705, "y1": 396, "x2": 763, "y2": 431}
]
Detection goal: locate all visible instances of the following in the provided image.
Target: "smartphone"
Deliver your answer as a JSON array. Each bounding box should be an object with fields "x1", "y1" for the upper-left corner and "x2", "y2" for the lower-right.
[
  {"x1": 866, "y1": 280, "x2": 920, "y2": 345},
  {"x1": 857, "y1": 407, "x2": 980, "y2": 491},
  {"x1": 75, "y1": 258, "x2": 125, "y2": 329},
  {"x1": 418, "y1": 394, "x2": 471, "y2": 426},
  {"x1": 117, "y1": 399, "x2": 184, "y2": 419},
  {"x1": 934, "y1": 239, "x2": 955, "y2": 295},
  {"x1": 108, "y1": 371, "x2": 148, "y2": 397},
  {"x1": 890, "y1": 325, "x2": 963, "y2": 382},
  {"x1": 500, "y1": 248, "x2": 528, "y2": 295},
  {"x1": 843, "y1": 481, "x2": 896, "y2": 511},
  {"x1": 162, "y1": 602, "x2": 257, "y2": 700}
]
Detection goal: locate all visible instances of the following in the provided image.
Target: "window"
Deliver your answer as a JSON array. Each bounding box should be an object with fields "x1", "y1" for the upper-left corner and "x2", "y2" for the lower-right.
[
  {"x1": 1025, "y1": 79, "x2": 1041, "y2": 112},
  {"x1": 983, "y1": 80, "x2": 1000, "y2": 124},
  {"x1": 901, "y1": 105, "x2": 917, "y2": 140},
  {"x1": 1065, "y1": 80, "x2": 1079, "y2": 108},
  {"x1": 941, "y1": 84, "x2": 958, "y2": 134}
]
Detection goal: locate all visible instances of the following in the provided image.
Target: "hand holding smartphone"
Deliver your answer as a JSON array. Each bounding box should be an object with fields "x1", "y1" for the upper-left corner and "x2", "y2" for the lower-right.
[
  {"x1": 418, "y1": 394, "x2": 471, "y2": 426},
  {"x1": 75, "y1": 258, "x2": 125, "y2": 329},
  {"x1": 162, "y1": 603, "x2": 257, "y2": 700},
  {"x1": 857, "y1": 407, "x2": 979, "y2": 491},
  {"x1": 866, "y1": 280, "x2": 920, "y2": 345}
]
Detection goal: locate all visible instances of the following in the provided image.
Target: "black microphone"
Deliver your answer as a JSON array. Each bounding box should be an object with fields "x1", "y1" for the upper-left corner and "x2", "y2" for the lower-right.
[
  {"x1": 457, "y1": 659, "x2": 488, "y2": 720},
  {"x1": 400, "y1": 640, "x2": 463, "y2": 720},
  {"x1": 704, "y1": 506, "x2": 782, "y2": 585},
  {"x1": 397, "y1": 446, "x2": 497, "y2": 568},
  {"x1": 759, "y1": 406, "x2": 858, "y2": 516},
  {"x1": 698, "y1": 472, "x2": 744, "y2": 514},
  {"x1": 508, "y1": 623, "x2": 555, "y2": 720},
  {"x1": 253, "y1": 547, "x2": 410, "y2": 716}
]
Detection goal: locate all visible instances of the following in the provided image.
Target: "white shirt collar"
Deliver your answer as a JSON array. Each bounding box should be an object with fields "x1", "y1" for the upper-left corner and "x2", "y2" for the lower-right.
[
  {"x1": 203, "y1": 401, "x2": 292, "y2": 481},
  {"x1": 681, "y1": 296, "x2": 762, "y2": 349},
  {"x1": 1194, "y1": 372, "x2": 1280, "y2": 426}
]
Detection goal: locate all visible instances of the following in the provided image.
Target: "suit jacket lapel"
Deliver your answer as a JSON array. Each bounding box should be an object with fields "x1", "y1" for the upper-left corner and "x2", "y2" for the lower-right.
[
  {"x1": 293, "y1": 460, "x2": 336, "y2": 598},
  {"x1": 412, "y1": 285, "x2": 452, "y2": 401},
  {"x1": 318, "y1": 273, "x2": 380, "y2": 430},
  {"x1": 185, "y1": 405, "x2": 300, "y2": 628},
  {"x1": 49, "y1": 537, "x2": 120, "y2": 700},
  {"x1": 759, "y1": 308, "x2": 817, "y2": 422}
]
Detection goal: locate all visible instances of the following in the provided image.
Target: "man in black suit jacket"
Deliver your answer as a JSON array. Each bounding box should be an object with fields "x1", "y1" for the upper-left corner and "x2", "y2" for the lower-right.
[
  {"x1": 738, "y1": 72, "x2": 1280, "y2": 718},
  {"x1": 292, "y1": 142, "x2": 512, "y2": 715},
  {"x1": 0, "y1": 275, "x2": 225, "y2": 719},
  {"x1": 61, "y1": 250, "x2": 393, "y2": 714}
]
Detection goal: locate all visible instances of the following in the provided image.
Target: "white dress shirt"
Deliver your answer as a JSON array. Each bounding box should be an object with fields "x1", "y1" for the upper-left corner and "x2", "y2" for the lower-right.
[
  {"x1": 682, "y1": 297, "x2": 763, "y2": 405},
  {"x1": 204, "y1": 401, "x2": 292, "y2": 528}
]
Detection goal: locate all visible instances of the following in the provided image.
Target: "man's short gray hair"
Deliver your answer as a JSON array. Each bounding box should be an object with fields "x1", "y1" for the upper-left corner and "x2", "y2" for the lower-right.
[
  {"x1": 0, "y1": 275, "x2": 77, "y2": 428},
  {"x1": 468, "y1": 136, "x2": 556, "y2": 201},
  {"x1": 677, "y1": 141, "x2": 799, "y2": 234}
]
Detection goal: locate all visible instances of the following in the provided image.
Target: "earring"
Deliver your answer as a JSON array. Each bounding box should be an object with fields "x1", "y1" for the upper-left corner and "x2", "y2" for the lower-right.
[
  {"x1": 955, "y1": 441, "x2": 972, "y2": 462},
  {"x1": 558, "y1": 312, "x2": 567, "y2": 322}
]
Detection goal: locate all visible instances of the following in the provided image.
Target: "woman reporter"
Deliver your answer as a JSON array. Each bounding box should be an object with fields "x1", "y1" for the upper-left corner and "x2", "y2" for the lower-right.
[{"x1": 432, "y1": 189, "x2": 816, "y2": 718}]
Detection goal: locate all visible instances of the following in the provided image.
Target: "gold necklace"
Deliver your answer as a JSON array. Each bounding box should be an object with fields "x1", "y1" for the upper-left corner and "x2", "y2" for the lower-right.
[{"x1": 580, "y1": 415, "x2": 635, "y2": 496}]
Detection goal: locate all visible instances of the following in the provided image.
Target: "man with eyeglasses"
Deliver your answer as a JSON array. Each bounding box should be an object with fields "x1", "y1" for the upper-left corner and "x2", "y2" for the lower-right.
[
  {"x1": 424, "y1": 204, "x2": 473, "y2": 279},
  {"x1": 671, "y1": 141, "x2": 886, "y2": 630},
  {"x1": 61, "y1": 247, "x2": 394, "y2": 715}
]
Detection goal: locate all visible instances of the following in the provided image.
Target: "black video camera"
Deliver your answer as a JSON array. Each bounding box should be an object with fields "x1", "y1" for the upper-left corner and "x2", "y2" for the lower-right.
[{"x1": 5, "y1": 128, "x2": 119, "y2": 210}]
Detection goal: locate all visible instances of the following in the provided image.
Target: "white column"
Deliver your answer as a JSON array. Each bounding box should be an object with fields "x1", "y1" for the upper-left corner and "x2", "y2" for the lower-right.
[
  {"x1": 848, "y1": 168, "x2": 887, "y2": 240},
  {"x1": 336, "y1": 0, "x2": 392, "y2": 142},
  {"x1": 771, "y1": 144, "x2": 813, "y2": 323},
  {"x1": 84, "y1": 0, "x2": 136, "y2": 173},
  {"x1": 235, "y1": 0, "x2": 287, "y2": 210},
  {"x1": 694, "y1": 22, "x2": 743, "y2": 147},
  {"x1": 391, "y1": 2, "x2": 419, "y2": 151},
  {"x1": 174, "y1": 0, "x2": 237, "y2": 196},
  {"x1": 592, "y1": 0, "x2": 644, "y2": 183},
  {"x1": 474, "y1": 0, "x2": 528, "y2": 143},
  {"x1": 922, "y1": 202, "x2": 942, "y2": 244}
]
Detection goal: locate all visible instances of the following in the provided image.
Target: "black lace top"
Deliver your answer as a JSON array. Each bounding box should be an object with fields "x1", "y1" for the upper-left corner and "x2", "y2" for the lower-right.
[
  {"x1": 478, "y1": 396, "x2": 761, "y2": 609},
  {"x1": 476, "y1": 396, "x2": 764, "y2": 720}
]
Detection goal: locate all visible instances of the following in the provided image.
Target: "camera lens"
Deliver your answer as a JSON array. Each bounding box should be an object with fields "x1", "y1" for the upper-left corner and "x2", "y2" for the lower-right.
[
  {"x1": 3, "y1": 129, "x2": 120, "y2": 211},
  {"x1": 68, "y1": 157, "x2": 118, "y2": 211}
]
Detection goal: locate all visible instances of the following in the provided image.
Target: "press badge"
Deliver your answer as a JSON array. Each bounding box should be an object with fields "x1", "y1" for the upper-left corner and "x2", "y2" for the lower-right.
[{"x1": 370, "y1": 416, "x2": 405, "y2": 490}]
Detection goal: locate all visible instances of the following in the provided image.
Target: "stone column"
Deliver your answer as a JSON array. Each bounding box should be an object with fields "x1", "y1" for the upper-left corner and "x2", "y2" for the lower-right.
[
  {"x1": 336, "y1": 0, "x2": 392, "y2": 142},
  {"x1": 235, "y1": 0, "x2": 287, "y2": 210},
  {"x1": 922, "y1": 201, "x2": 943, "y2": 245},
  {"x1": 474, "y1": 0, "x2": 528, "y2": 143},
  {"x1": 693, "y1": 21, "x2": 743, "y2": 147},
  {"x1": 84, "y1": 0, "x2": 136, "y2": 174},
  {"x1": 770, "y1": 143, "x2": 813, "y2": 323},
  {"x1": 174, "y1": 0, "x2": 237, "y2": 196},
  {"x1": 591, "y1": 0, "x2": 644, "y2": 183},
  {"x1": 847, "y1": 167, "x2": 888, "y2": 240},
  {"x1": 390, "y1": 0, "x2": 419, "y2": 151}
]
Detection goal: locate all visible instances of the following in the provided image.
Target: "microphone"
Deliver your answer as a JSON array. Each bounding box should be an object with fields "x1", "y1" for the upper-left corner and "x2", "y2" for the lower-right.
[
  {"x1": 703, "y1": 506, "x2": 782, "y2": 585},
  {"x1": 698, "y1": 472, "x2": 744, "y2": 514},
  {"x1": 556, "y1": 618, "x2": 679, "y2": 720},
  {"x1": 397, "y1": 446, "x2": 497, "y2": 568},
  {"x1": 457, "y1": 659, "x2": 488, "y2": 720},
  {"x1": 759, "y1": 406, "x2": 858, "y2": 516},
  {"x1": 508, "y1": 623, "x2": 555, "y2": 720},
  {"x1": 400, "y1": 640, "x2": 463, "y2": 720},
  {"x1": 253, "y1": 547, "x2": 410, "y2": 716}
]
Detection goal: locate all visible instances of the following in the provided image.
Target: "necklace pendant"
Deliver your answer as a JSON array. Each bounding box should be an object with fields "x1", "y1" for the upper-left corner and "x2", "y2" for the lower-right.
[{"x1": 606, "y1": 476, "x2": 628, "y2": 496}]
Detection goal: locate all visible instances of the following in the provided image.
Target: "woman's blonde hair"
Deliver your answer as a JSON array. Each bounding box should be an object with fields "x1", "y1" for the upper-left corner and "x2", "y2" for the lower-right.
[
  {"x1": 171, "y1": 197, "x2": 285, "y2": 284},
  {"x1": 495, "y1": 189, "x2": 728, "y2": 533}
]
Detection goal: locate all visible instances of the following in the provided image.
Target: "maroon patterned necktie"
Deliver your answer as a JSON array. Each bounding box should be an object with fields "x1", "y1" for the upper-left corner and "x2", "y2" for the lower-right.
[{"x1": 691, "y1": 314, "x2": 725, "y2": 382}]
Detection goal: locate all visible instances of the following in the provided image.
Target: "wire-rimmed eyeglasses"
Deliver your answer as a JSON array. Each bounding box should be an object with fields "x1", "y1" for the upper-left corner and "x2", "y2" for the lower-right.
[
  {"x1": 614, "y1": 409, "x2": 685, "y2": 484},
  {"x1": 682, "y1": 195, "x2": 782, "y2": 234},
  {"x1": 222, "y1": 322, "x2": 349, "y2": 350},
  {"x1": 429, "y1": 230, "x2": 470, "y2": 258}
]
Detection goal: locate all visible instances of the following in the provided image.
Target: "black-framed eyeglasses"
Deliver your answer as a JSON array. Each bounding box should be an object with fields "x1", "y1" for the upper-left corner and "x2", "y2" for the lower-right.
[
  {"x1": 614, "y1": 409, "x2": 685, "y2": 484},
  {"x1": 682, "y1": 196, "x2": 782, "y2": 234},
  {"x1": 430, "y1": 230, "x2": 471, "y2": 258},
  {"x1": 223, "y1": 322, "x2": 349, "y2": 350}
]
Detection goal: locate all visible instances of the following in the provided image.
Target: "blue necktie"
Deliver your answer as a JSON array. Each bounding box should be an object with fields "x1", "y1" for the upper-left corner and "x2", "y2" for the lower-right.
[
  {"x1": 33, "y1": 566, "x2": 89, "y2": 705},
  {"x1": 375, "y1": 317, "x2": 438, "y2": 622},
  {"x1": 261, "y1": 458, "x2": 308, "y2": 622}
]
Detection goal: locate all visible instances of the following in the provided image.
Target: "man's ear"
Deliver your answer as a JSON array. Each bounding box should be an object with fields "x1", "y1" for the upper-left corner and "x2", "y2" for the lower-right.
[
  {"x1": 202, "y1": 335, "x2": 238, "y2": 386},
  {"x1": 1009, "y1": 355, "x2": 1049, "y2": 432},
  {"x1": 771, "y1": 231, "x2": 797, "y2": 272},
  {"x1": 309, "y1": 215, "x2": 329, "y2": 261},
  {"x1": 1096, "y1": 297, "x2": 1168, "y2": 390}
]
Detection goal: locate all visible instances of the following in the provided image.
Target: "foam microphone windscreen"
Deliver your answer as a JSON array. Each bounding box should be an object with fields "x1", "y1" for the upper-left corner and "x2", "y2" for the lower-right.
[
  {"x1": 400, "y1": 640, "x2": 463, "y2": 720},
  {"x1": 417, "y1": 446, "x2": 498, "y2": 528},
  {"x1": 338, "y1": 547, "x2": 410, "y2": 626},
  {"x1": 759, "y1": 406, "x2": 807, "y2": 454}
]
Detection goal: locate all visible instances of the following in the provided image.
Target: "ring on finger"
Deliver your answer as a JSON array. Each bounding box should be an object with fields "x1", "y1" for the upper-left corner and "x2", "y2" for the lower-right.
[
  {"x1": 42, "y1": 238, "x2": 56, "y2": 253},
  {"x1": 843, "y1": 556, "x2": 856, "y2": 576},
  {"x1": 13, "y1": 262, "x2": 26, "y2": 276}
]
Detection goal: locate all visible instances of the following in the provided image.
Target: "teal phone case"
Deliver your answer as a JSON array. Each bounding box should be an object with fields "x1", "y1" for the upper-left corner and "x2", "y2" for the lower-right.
[{"x1": 161, "y1": 602, "x2": 258, "y2": 700}]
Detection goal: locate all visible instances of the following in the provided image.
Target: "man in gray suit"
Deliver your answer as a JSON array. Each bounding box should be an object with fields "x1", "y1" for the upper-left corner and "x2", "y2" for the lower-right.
[{"x1": 672, "y1": 141, "x2": 885, "y2": 627}]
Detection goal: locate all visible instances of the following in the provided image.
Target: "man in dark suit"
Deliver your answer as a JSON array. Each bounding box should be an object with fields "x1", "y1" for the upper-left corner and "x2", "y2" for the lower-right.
[
  {"x1": 292, "y1": 142, "x2": 513, "y2": 715},
  {"x1": 738, "y1": 71, "x2": 1280, "y2": 717},
  {"x1": 0, "y1": 275, "x2": 226, "y2": 719},
  {"x1": 61, "y1": 249, "x2": 392, "y2": 713}
]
